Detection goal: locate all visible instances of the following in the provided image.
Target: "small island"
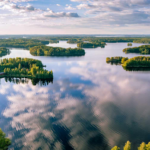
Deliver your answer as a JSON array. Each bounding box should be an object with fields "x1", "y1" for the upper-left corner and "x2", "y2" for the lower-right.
[
  {"x1": 67, "y1": 39, "x2": 81, "y2": 44},
  {"x1": 30, "y1": 45, "x2": 85, "y2": 56},
  {"x1": 106, "y1": 57, "x2": 128, "y2": 64},
  {"x1": 0, "y1": 58, "x2": 53, "y2": 79},
  {"x1": 49, "y1": 40, "x2": 59, "y2": 43},
  {"x1": 77, "y1": 42, "x2": 106, "y2": 48},
  {"x1": 123, "y1": 45, "x2": 150, "y2": 54},
  {"x1": 127, "y1": 43, "x2": 132, "y2": 46},
  {"x1": 0, "y1": 128, "x2": 11, "y2": 150},
  {"x1": 0, "y1": 47, "x2": 10, "y2": 57},
  {"x1": 106, "y1": 56, "x2": 150, "y2": 70}
]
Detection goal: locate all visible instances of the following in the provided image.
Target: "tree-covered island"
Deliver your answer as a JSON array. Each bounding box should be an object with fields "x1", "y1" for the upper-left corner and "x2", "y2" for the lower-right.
[
  {"x1": 49, "y1": 40, "x2": 59, "y2": 43},
  {"x1": 106, "y1": 56, "x2": 150, "y2": 70},
  {"x1": 30, "y1": 45, "x2": 85, "y2": 56},
  {"x1": 0, "y1": 128, "x2": 11, "y2": 150},
  {"x1": 127, "y1": 43, "x2": 132, "y2": 46},
  {"x1": 0, "y1": 38, "x2": 49, "y2": 49},
  {"x1": 0, "y1": 47, "x2": 10, "y2": 57},
  {"x1": 77, "y1": 42, "x2": 106, "y2": 48},
  {"x1": 106, "y1": 57, "x2": 128, "y2": 64},
  {"x1": 123, "y1": 45, "x2": 150, "y2": 54},
  {"x1": 0, "y1": 58, "x2": 53, "y2": 79}
]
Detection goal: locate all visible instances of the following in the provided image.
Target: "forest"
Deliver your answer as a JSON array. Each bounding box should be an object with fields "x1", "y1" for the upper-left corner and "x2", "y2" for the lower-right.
[
  {"x1": 0, "y1": 58, "x2": 53, "y2": 79},
  {"x1": 106, "y1": 56, "x2": 150, "y2": 69},
  {"x1": 30, "y1": 45, "x2": 85, "y2": 56},
  {"x1": 123, "y1": 45, "x2": 150, "y2": 54},
  {"x1": 0, "y1": 47, "x2": 10, "y2": 57},
  {"x1": 77, "y1": 42, "x2": 106, "y2": 48},
  {"x1": 106, "y1": 57, "x2": 128, "y2": 64},
  {"x1": 0, "y1": 128, "x2": 11, "y2": 150},
  {"x1": 127, "y1": 43, "x2": 132, "y2": 46},
  {"x1": 49, "y1": 40, "x2": 59, "y2": 43},
  {"x1": 0, "y1": 39, "x2": 49, "y2": 49},
  {"x1": 31, "y1": 36, "x2": 150, "y2": 44},
  {"x1": 111, "y1": 141, "x2": 150, "y2": 150}
]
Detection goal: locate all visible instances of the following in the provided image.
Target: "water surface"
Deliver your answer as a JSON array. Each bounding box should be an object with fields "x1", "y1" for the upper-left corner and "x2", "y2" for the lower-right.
[{"x1": 0, "y1": 41, "x2": 150, "y2": 150}]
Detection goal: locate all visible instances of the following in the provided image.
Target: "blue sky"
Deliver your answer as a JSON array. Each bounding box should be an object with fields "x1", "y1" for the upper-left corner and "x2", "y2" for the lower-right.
[{"x1": 0, "y1": 0, "x2": 150, "y2": 34}]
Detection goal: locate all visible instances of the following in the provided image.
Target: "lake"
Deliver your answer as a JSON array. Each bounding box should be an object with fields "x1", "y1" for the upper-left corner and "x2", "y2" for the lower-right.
[{"x1": 0, "y1": 41, "x2": 150, "y2": 150}]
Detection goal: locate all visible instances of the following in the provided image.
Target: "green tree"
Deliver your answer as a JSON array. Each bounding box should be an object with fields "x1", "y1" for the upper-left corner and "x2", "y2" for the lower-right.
[{"x1": 0, "y1": 128, "x2": 11, "y2": 150}]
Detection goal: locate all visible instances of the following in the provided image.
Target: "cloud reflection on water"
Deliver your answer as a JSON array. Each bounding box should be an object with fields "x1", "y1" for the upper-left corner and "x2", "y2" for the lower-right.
[{"x1": 1, "y1": 60, "x2": 150, "y2": 150}]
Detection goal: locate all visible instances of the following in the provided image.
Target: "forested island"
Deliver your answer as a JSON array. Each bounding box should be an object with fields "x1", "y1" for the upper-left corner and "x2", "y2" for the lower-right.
[
  {"x1": 123, "y1": 45, "x2": 150, "y2": 54},
  {"x1": 0, "y1": 47, "x2": 10, "y2": 57},
  {"x1": 30, "y1": 45, "x2": 85, "y2": 56},
  {"x1": 67, "y1": 39, "x2": 81, "y2": 44},
  {"x1": 111, "y1": 141, "x2": 150, "y2": 150},
  {"x1": 49, "y1": 40, "x2": 59, "y2": 43},
  {"x1": 106, "y1": 56, "x2": 150, "y2": 70},
  {"x1": 0, "y1": 39, "x2": 49, "y2": 49},
  {"x1": 106, "y1": 57, "x2": 128, "y2": 64},
  {"x1": 127, "y1": 43, "x2": 132, "y2": 46},
  {"x1": 77, "y1": 42, "x2": 106, "y2": 48},
  {"x1": 0, "y1": 128, "x2": 11, "y2": 150},
  {"x1": 0, "y1": 58, "x2": 53, "y2": 79}
]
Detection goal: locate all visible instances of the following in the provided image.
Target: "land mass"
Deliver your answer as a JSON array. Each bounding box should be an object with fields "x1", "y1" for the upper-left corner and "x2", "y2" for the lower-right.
[
  {"x1": 0, "y1": 47, "x2": 10, "y2": 57},
  {"x1": 0, "y1": 58, "x2": 53, "y2": 79},
  {"x1": 0, "y1": 38, "x2": 49, "y2": 49},
  {"x1": 123, "y1": 45, "x2": 150, "y2": 54},
  {"x1": 30, "y1": 45, "x2": 85, "y2": 56},
  {"x1": 106, "y1": 56, "x2": 150, "y2": 70},
  {"x1": 77, "y1": 42, "x2": 106, "y2": 48}
]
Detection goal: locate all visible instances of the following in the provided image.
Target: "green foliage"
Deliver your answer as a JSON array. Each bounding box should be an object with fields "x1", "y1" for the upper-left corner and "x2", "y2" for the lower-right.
[
  {"x1": 112, "y1": 141, "x2": 150, "y2": 150},
  {"x1": 127, "y1": 43, "x2": 132, "y2": 46},
  {"x1": 49, "y1": 40, "x2": 59, "y2": 43},
  {"x1": 124, "y1": 141, "x2": 131, "y2": 150},
  {"x1": 0, "y1": 47, "x2": 10, "y2": 57},
  {"x1": 30, "y1": 45, "x2": 85, "y2": 56},
  {"x1": 111, "y1": 146, "x2": 120, "y2": 150},
  {"x1": 106, "y1": 57, "x2": 127, "y2": 64},
  {"x1": 0, "y1": 39, "x2": 49, "y2": 49},
  {"x1": 123, "y1": 45, "x2": 150, "y2": 54},
  {"x1": 0, "y1": 128, "x2": 11, "y2": 150},
  {"x1": 0, "y1": 57, "x2": 53, "y2": 79},
  {"x1": 77, "y1": 42, "x2": 106, "y2": 48},
  {"x1": 122, "y1": 56, "x2": 150, "y2": 68}
]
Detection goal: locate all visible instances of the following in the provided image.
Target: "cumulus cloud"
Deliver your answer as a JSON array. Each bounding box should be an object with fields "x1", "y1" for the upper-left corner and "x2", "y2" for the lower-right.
[{"x1": 42, "y1": 9, "x2": 80, "y2": 18}]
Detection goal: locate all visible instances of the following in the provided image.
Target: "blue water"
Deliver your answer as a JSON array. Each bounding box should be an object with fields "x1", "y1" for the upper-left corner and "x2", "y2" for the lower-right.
[{"x1": 0, "y1": 41, "x2": 150, "y2": 150}]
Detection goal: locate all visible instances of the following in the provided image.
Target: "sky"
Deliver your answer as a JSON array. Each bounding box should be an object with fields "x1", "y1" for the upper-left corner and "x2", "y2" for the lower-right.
[{"x1": 0, "y1": 0, "x2": 150, "y2": 34}]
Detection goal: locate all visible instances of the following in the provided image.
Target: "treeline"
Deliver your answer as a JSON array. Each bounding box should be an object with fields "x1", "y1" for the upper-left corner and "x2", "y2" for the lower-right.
[
  {"x1": 49, "y1": 40, "x2": 59, "y2": 43},
  {"x1": 122, "y1": 56, "x2": 150, "y2": 68},
  {"x1": 30, "y1": 45, "x2": 85, "y2": 56},
  {"x1": 106, "y1": 56, "x2": 150, "y2": 69},
  {"x1": 67, "y1": 39, "x2": 82, "y2": 44},
  {"x1": 0, "y1": 47, "x2": 10, "y2": 57},
  {"x1": 0, "y1": 39, "x2": 49, "y2": 49},
  {"x1": 112, "y1": 141, "x2": 150, "y2": 150},
  {"x1": 106, "y1": 57, "x2": 128, "y2": 64},
  {"x1": 77, "y1": 42, "x2": 106, "y2": 48},
  {"x1": 123, "y1": 45, "x2": 150, "y2": 54},
  {"x1": 31, "y1": 36, "x2": 150, "y2": 44},
  {"x1": 0, "y1": 57, "x2": 53, "y2": 79},
  {"x1": 127, "y1": 43, "x2": 132, "y2": 46},
  {"x1": 0, "y1": 128, "x2": 11, "y2": 150}
]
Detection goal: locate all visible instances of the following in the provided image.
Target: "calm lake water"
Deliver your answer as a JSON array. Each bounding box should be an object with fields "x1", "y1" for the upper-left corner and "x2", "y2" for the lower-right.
[{"x1": 1, "y1": 41, "x2": 150, "y2": 150}]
